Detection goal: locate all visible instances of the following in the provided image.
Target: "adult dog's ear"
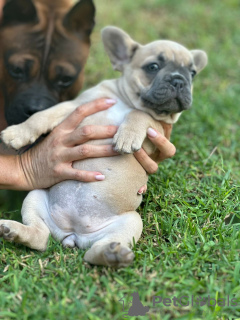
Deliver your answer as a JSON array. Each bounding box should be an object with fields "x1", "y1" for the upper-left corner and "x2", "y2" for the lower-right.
[
  {"x1": 191, "y1": 50, "x2": 208, "y2": 73},
  {"x1": 101, "y1": 26, "x2": 140, "y2": 72},
  {"x1": 63, "y1": 0, "x2": 95, "y2": 39},
  {"x1": 1, "y1": 0, "x2": 38, "y2": 27}
]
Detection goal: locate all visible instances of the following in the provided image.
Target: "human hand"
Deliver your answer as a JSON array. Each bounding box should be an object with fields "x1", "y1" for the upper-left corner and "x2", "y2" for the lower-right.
[
  {"x1": 134, "y1": 123, "x2": 176, "y2": 175},
  {"x1": 18, "y1": 99, "x2": 119, "y2": 190}
]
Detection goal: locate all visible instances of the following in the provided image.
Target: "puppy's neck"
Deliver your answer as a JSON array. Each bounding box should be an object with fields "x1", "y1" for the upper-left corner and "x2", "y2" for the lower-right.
[{"x1": 115, "y1": 77, "x2": 136, "y2": 110}]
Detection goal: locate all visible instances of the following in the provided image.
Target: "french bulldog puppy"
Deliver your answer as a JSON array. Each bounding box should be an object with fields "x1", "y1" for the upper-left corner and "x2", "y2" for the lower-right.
[{"x1": 1, "y1": 27, "x2": 207, "y2": 268}]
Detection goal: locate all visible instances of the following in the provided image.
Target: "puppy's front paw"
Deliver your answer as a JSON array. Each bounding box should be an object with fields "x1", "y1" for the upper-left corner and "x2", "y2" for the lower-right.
[
  {"x1": 113, "y1": 126, "x2": 144, "y2": 154},
  {"x1": 1, "y1": 124, "x2": 37, "y2": 149}
]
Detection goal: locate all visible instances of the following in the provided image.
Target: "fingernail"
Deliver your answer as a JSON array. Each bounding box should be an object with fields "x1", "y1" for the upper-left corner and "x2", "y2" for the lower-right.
[
  {"x1": 147, "y1": 128, "x2": 157, "y2": 138},
  {"x1": 95, "y1": 175, "x2": 105, "y2": 181},
  {"x1": 105, "y1": 98, "x2": 117, "y2": 105}
]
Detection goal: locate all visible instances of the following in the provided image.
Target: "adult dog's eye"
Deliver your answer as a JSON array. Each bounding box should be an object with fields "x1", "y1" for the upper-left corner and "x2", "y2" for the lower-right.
[
  {"x1": 146, "y1": 63, "x2": 160, "y2": 73},
  {"x1": 9, "y1": 65, "x2": 24, "y2": 80},
  {"x1": 191, "y1": 70, "x2": 197, "y2": 79},
  {"x1": 57, "y1": 76, "x2": 74, "y2": 88}
]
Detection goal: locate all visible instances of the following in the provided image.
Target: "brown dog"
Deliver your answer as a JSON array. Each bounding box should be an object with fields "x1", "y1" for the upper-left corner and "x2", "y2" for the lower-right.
[{"x1": 0, "y1": 0, "x2": 95, "y2": 126}]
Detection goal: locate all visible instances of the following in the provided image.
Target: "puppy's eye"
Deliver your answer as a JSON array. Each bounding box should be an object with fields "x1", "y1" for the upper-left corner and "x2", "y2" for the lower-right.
[
  {"x1": 146, "y1": 63, "x2": 160, "y2": 73},
  {"x1": 191, "y1": 70, "x2": 197, "y2": 79},
  {"x1": 9, "y1": 65, "x2": 25, "y2": 80},
  {"x1": 57, "y1": 76, "x2": 74, "y2": 88}
]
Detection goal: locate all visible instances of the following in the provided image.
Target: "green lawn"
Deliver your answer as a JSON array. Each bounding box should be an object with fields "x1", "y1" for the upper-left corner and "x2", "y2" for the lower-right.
[{"x1": 0, "y1": 0, "x2": 240, "y2": 319}]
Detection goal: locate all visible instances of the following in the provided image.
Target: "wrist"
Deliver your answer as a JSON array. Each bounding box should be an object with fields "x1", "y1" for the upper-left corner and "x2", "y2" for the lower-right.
[
  {"x1": 0, "y1": 154, "x2": 31, "y2": 190},
  {"x1": 17, "y1": 151, "x2": 35, "y2": 191},
  {"x1": 13, "y1": 154, "x2": 32, "y2": 190}
]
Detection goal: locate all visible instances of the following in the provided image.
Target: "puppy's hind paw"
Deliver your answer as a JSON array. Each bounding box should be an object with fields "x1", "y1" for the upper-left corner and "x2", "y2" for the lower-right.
[
  {"x1": 103, "y1": 242, "x2": 135, "y2": 268},
  {"x1": 0, "y1": 221, "x2": 18, "y2": 242}
]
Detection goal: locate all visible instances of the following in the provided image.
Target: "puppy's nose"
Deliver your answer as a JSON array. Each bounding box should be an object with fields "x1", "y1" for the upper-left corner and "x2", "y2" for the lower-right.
[{"x1": 171, "y1": 77, "x2": 184, "y2": 90}]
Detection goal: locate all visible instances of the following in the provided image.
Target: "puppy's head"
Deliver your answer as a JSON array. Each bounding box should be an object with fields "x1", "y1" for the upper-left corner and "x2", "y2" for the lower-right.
[
  {"x1": 0, "y1": 0, "x2": 95, "y2": 125},
  {"x1": 102, "y1": 26, "x2": 208, "y2": 123}
]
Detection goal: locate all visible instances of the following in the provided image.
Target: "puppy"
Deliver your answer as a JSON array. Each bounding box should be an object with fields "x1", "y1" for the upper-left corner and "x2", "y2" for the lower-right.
[
  {"x1": 1, "y1": 27, "x2": 208, "y2": 268},
  {"x1": 0, "y1": 0, "x2": 95, "y2": 126}
]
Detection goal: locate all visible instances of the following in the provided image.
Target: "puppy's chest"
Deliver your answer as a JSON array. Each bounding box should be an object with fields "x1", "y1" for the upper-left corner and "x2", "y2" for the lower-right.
[
  {"x1": 80, "y1": 100, "x2": 132, "y2": 127},
  {"x1": 106, "y1": 100, "x2": 132, "y2": 125}
]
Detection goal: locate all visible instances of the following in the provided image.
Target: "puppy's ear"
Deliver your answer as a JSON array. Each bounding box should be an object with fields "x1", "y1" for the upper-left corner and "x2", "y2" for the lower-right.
[
  {"x1": 1, "y1": 0, "x2": 38, "y2": 26},
  {"x1": 63, "y1": 0, "x2": 95, "y2": 40},
  {"x1": 191, "y1": 50, "x2": 208, "y2": 73},
  {"x1": 101, "y1": 26, "x2": 140, "y2": 72}
]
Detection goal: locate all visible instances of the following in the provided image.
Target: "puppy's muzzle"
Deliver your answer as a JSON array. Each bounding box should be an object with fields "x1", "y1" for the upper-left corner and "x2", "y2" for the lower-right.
[
  {"x1": 171, "y1": 74, "x2": 185, "y2": 90},
  {"x1": 141, "y1": 74, "x2": 192, "y2": 114}
]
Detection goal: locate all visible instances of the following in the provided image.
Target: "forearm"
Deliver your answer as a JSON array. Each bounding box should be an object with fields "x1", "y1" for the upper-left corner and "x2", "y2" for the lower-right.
[{"x1": 0, "y1": 154, "x2": 29, "y2": 190}]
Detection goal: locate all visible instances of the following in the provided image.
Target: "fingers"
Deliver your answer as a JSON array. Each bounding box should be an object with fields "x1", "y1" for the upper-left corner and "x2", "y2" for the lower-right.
[
  {"x1": 63, "y1": 144, "x2": 119, "y2": 162},
  {"x1": 137, "y1": 185, "x2": 147, "y2": 195},
  {"x1": 147, "y1": 128, "x2": 176, "y2": 161},
  {"x1": 64, "y1": 125, "x2": 118, "y2": 146},
  {"x1": 134, "y1": 148, "x2": 159, "y2": 174},
  {"x1": 159, "y1": 122, "x2": 173, "y2": 140},
  {"x1": 58, "y1": 98, "x2": 117, "y2": 131},
  {"x1": 60, "y1": 168, "x2": 106, "y2": 182},
  {"x1": 134, "y1": 128, "x2": 176, "y2": 174}
]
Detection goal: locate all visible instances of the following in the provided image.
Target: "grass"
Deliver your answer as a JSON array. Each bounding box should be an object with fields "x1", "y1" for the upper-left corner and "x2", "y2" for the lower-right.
[{"x1": 0, "y1": 0, "x2": 240, "y2": 319}]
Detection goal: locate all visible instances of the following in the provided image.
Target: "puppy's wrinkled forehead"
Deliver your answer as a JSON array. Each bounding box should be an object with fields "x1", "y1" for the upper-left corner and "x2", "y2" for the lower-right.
[{"x1": 133, "y1": 40, "x2": 192, "y2": 67}]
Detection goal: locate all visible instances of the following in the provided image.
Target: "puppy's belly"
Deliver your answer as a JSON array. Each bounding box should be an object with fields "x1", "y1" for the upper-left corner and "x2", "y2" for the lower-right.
[{"x1": 47, "y1": 155, "x2": 147, "y2": 236}]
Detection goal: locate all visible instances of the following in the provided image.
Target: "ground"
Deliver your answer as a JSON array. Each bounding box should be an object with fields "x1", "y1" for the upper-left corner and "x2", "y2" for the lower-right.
[{"x1": 0, "y1": 0, "x2": 240, "y2": 319}]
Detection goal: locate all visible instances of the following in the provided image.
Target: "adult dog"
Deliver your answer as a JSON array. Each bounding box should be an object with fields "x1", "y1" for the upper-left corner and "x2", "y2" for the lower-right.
[
  {"x1": 1, "y1": 27, "x2": 207, "y2": 268},
  {"x1": 0, "y1": 0, "x2": 95, "y2": 126}
]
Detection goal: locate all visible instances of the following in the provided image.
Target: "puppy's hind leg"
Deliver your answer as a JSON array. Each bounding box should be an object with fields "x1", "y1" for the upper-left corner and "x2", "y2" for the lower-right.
[
  {"x1": 84, "y1": 211, "x2": 143, "y2": 268},
  {"x1": 0, "y1": 190, "x2": 50, "y2": 251}
]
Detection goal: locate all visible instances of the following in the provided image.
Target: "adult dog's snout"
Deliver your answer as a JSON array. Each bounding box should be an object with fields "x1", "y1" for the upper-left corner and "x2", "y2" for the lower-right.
[
  {"x1": 24, "y1": 96, "x2": 58, "y2": 117},
  {"x1": 5, "y1": 84, "x2": 58, "y2": 125}
]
